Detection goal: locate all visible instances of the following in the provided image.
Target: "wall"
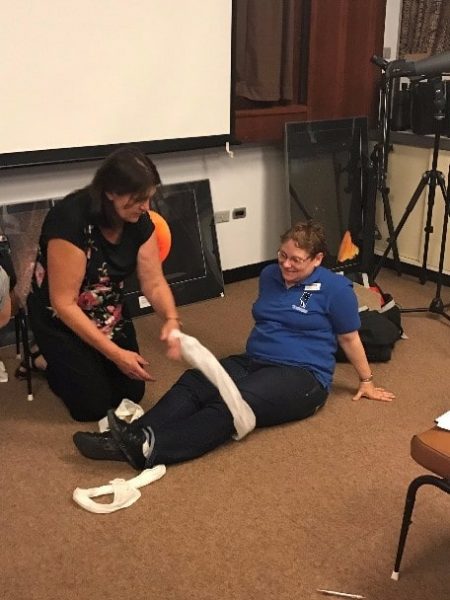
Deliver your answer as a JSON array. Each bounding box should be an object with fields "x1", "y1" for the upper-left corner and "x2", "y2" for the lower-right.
[
  {"x1": 0, "y1": 144, "x2": 289, "y2": 272},
  {"x1": 0, "y1": 2, "x2": 403, "y2": 275},
  {"x1": 384, "y1": 0, "x2": 402, "y2": 59},
  {"x1": 307, "y1": 0, "x2": 386, "y2": 123}
]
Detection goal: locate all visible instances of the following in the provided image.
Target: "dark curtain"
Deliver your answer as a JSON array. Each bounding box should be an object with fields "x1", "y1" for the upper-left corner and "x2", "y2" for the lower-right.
[
  {"x1": 235, "y1": 0, "x2": 296, "y2": 102},
  {"x1": 399, "y1": 0, "x2": 450, "y2": 57}
]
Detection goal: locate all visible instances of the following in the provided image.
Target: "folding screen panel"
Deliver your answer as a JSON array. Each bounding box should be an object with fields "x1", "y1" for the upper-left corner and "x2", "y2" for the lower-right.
[
  {"x1": 0, "y1": 179, "x2": 224, "y2": 336},
  {"x1": 124, "y1": 179, "x2": 224, "y2": 317},
  {"x1": 285, "y1": 117, "x2": 376, "y2": 274}
]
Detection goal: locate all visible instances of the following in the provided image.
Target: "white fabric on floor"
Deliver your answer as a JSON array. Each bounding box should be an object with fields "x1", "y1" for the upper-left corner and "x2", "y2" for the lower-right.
[{"x1": 72, "y1": 466, "x2": 166, "y2": 513}]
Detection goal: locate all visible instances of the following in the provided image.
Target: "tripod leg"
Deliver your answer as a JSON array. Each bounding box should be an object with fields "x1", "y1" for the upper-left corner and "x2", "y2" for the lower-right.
[
  {"x1": 371, "y1": 75, "x2": 402, "y2": 277},
  {"x1": 420, "y1": 117, "x2": 445, "y2": 283},
  {"x1": 372, "y1": 175, "x2": 429, "y2": 279},
  {"x1": 419, "y1": 173, "x2": 438, "y2": 284},
  {"x1": 429, "y1": 168, "x2": 450, "y2": 321},
  {"x1": 419, "y1": 171, "x2": 447, "y2": 284},
  {"x1": 380, "y1": 187, "x2": 402, "y2": 275},
  {"x1": 437, "y1": 172, "x2": 447, "y2": 208}
]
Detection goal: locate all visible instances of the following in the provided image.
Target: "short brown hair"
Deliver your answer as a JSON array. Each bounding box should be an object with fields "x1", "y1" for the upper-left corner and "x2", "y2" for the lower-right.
[{"x1": 280, "y1": 221, "x2": 327, "y2": 257}]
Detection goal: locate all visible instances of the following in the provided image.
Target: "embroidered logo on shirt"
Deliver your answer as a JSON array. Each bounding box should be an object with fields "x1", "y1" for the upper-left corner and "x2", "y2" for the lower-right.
[{"x1": 292, "y1": 290, "x2": 312, "y2": 313}]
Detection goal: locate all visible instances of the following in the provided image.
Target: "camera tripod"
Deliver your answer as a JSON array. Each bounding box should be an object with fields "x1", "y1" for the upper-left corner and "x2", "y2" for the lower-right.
[
  {"x1": 372, "y1": 77, "x2": 450, "y2": 321},
  {"x1": 370, "y1": 56, "x2": 402, "y2": 275}
]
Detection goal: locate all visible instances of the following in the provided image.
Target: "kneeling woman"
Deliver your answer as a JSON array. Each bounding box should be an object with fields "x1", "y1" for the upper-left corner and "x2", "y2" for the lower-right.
[
  {"x1": 28, "y1": 147, "x2": 180, "y2": 421},
  {"x1": 74, "y1": 221, "x2": 394, "y2": 468}
]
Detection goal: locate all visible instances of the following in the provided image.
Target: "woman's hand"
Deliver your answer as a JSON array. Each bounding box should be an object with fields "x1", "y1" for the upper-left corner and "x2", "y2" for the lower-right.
[
  {"x1": 352, "y1": 381, "x2": 395, "y2": 402},
  {"x1": 160, "y1": 319, "x2": 182, "y2": 361},
  {"x1": 337, "y1": 331, "x2": 395, "y2": 403},
  {"x1": 113, "y1": 348, "x2": 155, "y2": 381}
]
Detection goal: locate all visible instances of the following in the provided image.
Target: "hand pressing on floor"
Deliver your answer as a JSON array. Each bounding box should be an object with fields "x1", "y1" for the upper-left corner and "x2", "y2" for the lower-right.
[
  {"x1": 352, "y1": 380, "x2": 395, "y2": 402},
  {"x1": 337, "y1": 331, "x2": 395, "y2": 403}
]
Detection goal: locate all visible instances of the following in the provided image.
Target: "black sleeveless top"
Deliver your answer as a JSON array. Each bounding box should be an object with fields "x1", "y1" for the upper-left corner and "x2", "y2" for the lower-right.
[{"x1": 30, "y1": 189, "x2": 154, "y2": 341}]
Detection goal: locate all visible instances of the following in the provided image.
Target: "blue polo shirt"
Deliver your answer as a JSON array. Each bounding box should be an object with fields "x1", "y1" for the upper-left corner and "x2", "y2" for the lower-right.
[{"x1": 246, "y1": 264, "x2": 360, "y2": 390}]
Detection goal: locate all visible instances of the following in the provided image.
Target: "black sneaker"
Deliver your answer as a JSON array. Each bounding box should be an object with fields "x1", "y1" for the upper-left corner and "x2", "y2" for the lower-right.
[
  {"x1": 107, "y1": 409, "x2": 147, "y2": 470},
  {"x1": 73, "y1": 430, "x2": 127, "y2": 462}
]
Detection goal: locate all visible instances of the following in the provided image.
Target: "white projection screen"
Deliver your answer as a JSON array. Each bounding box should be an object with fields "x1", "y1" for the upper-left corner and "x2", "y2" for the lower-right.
[{"x1": 0, "y1": 0, "x2": 232, "y2": 168}]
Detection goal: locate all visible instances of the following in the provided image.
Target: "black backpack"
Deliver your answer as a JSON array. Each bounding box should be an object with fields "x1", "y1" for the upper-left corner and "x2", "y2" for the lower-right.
[{"x1": 336, "y1": 282, "x2": 403, "y2": 363}]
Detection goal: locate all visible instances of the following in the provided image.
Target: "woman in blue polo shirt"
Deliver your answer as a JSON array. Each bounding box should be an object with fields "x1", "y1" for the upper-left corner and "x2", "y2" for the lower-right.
[{"x1": 74, "y1": 221, "x2": 394, "y2": 469}]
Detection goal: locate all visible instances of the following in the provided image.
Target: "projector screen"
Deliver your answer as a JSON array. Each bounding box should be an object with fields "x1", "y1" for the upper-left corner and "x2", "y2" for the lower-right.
[{"x1": 0, "y1": 0, "x2": 232, "y2": 168}]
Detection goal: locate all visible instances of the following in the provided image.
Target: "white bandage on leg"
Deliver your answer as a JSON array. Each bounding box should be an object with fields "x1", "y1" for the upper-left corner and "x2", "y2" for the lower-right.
[
  {"x1": 72, "y1": 465, "x2": 166, "y2": 513},
  {"x1": 170, "y1": 330, "x2": 256, "y2": 440}
]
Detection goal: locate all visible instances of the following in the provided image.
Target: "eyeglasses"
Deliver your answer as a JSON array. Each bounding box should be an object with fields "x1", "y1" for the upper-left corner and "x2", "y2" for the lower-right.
[{"x1": 277, "y1": 249, "x2": 312, "y2": 266}]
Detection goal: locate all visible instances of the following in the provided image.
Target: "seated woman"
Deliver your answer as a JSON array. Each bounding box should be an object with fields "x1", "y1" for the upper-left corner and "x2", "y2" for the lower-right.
[
  {"x1": 27, "y1": 146, "x2": 181, "y2": 422},
  {"x1": 74, "y1": 221, "x2": 394, "y2": 468}
]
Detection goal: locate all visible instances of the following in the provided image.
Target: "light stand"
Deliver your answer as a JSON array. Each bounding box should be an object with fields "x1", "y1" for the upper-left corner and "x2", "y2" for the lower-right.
[{"x1": 370, "y1": 56, "x2": 402, "y2": 274}]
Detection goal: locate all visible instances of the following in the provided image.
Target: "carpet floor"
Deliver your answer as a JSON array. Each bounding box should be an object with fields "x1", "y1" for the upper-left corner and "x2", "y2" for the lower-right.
[{"x1": 1, "y1": 268, "x2": 449, "y2": 600}]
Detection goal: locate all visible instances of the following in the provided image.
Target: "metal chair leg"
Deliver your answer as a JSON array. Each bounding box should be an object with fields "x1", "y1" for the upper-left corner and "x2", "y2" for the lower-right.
[
  {"x1": 17, "y1": 307, "x2": 33, "y2": 401},
  {"x1": 391, "y1": 474, "x2": 450, "y2": 580},
  {"x1": 14, "y1": 313, "x2": 21, "y2": 359}
]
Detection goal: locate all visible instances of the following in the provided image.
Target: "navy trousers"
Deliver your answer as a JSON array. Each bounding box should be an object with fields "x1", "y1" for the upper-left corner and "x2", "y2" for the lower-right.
[
  {"x1": 28, "y1": 293, "x2": 144, "y2": 421},
  {"x1": 136, "y1": 354, "x2": 328, "y2": 466}
]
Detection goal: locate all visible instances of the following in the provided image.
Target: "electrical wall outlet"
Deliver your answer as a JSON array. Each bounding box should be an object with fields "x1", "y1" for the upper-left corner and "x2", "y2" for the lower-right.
[
  {"x1": 232, "y1": 207, "x2": 246, "y2": 219},
  {"x1": 214, "y1": 210, "x2": 230, "y2": 223}
]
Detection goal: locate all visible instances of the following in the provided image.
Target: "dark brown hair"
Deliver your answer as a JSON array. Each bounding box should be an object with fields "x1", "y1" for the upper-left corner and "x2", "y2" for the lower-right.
[
  {"x1": 89, "y1": 145, "x2": 161, "y2": 226},
  {"x1": 280, "y1": 221, "x2": 328, "y2": 257}
]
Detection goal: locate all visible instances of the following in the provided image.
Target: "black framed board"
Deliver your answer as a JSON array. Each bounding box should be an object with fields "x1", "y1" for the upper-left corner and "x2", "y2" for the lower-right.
[{"x1": 285, "y1": 117, "x2": 376, "y2": 274}]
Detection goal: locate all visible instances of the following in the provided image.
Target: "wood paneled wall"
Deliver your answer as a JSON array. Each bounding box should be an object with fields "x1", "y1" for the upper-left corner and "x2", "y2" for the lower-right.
[
  {"x1": 307, "y1": 0, "x2": 386, "y2": 123},
  {"x1": 235, "y1": 0, "x2": 387, "y2": 143}
]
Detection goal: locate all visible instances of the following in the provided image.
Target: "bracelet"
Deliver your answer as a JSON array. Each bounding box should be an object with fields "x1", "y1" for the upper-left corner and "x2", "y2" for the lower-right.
[
  {"x1": 166, "y1": 316, "x2": 183, "y2": 327},
  {"x1": 360, "y1": 373, "x2": 373, "y2": 383}
]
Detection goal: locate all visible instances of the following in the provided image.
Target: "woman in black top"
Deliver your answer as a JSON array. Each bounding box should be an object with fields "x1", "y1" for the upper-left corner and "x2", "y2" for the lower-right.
[{"x1": 27, "y1": 146, "x2": 181, "y2": 421}]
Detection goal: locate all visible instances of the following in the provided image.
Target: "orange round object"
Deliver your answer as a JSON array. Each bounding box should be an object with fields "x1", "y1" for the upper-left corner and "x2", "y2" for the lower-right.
[{"x1": 148, "y1": 210, "x2": 172, "y2": 262}]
